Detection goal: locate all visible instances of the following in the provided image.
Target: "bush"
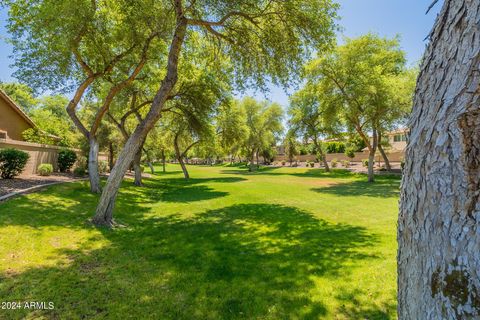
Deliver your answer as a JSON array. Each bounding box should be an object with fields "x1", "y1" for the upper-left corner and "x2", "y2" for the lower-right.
[
  {"x1": 58, "y1": 149, "x2": 77, "y2": 172},
  {"x1": 309, "y1": 161, "x2": 315, "y2": 168},
  {"x1": 345, "y1": 148, "x2": 356, "y2": 159},
  {"x1": 37, "y1": 163, "x2": 53, "y2": 176},
  {"x1": 73, "y1": 167, "x2": 86, "y2": 177},
  {"x1": 362, "y1": 159, "x2": 374, "y2": 167},
  {"x1": 330, "y1": 158, "x2": 338, "y2": 168},
  {"x1": 342, "y1": 160, "x2": 350, "y2": 168},
  {"x1": 98, "y1": 160, "x2": 109, "y2": 174},
  {"x1": 0, "y1": 148, "x2": 30, "y2": 179},
  {"x1": 325, "y1": 142, "x2": 346, "y2": 154}
]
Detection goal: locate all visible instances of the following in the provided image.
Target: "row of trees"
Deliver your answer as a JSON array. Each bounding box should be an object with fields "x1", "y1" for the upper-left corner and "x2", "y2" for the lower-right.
[
  {"x1": 4, "y1": 0, "x2": 340, "y2": 226},
  {"x1": 3, "y1": 0, "x2": 416, "y2": 218},
  {"x1": 287, "y1": 34, "x2": 416, "y2": 181}
]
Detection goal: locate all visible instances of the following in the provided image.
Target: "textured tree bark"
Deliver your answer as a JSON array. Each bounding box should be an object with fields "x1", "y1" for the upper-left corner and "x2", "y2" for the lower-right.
[
  {"x1": 88, "y1": 137, "x2": 102, "y2": 193},
  {"x1": 92, "y1": 14, "x2": 188, "y2": 227},
  {"x1": 133, "y1": 146, "x2": 143, "y2": 186},
  {"x1": 377, "y1": 132, "x2": 391, "y2": 171},
  {"x1": 398, "y1": 1, "x2": 480, "y2": 318}
]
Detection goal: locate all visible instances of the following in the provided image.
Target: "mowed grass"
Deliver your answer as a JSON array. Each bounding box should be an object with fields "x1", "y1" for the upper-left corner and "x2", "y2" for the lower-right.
[{"x1": 0, "y1": 165, "x2": 400, "y2": 319}]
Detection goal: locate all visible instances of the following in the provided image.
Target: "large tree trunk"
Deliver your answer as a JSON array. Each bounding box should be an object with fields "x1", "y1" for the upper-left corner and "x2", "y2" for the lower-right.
[
  {"x1": 92, "y1": 17, "x2": 187, "y2": 227},
  {"x1": 88, "y1": 137, "x2": 102, "y2": 193},
  {"x1": 398, "y1": 1, "x2": 480, "y2": 318},
  {"x1": 133, "y1": 146, "x2": 143, "y2": 186},
  {"x1": 377, "y1": 132, "x2": 391, "y2": 171},
  {"x1": 367, "y1": 127, "x2": 377, "y2": 183}
]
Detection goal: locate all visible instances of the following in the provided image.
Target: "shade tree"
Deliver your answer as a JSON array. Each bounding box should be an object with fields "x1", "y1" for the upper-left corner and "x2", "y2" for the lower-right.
[
  {"x1": 6, "y1": 0, "x2": 338, "y2": 226},
  {"x1": 288, "y1": 83, "x2": 339, "y2": 171},
  {"x1": 239, "y1": 97, "x2": 283, "y2": 171},
  {"x1": 306, "y1": 34, "x2": 412, "y2": 181},
  {"x1": 5, "y1": 0, "x2": 169, "y2": 193}
]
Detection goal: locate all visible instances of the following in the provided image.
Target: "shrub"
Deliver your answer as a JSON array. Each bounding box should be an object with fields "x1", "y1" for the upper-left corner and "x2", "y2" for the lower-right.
[
  {"x1": 345, "y1": 148, "x2": 356, "y2": 159},
  {"x1": 342, "y1": 160, "x2": 350, "y2": 168},
  {"x1": 37, "y1": 163, "x2": 53, "y2": 176},
  {"x1": 58, "y1": 149, "x2": 77, "y2": 172},
  {"x1": 362, "y1": 159, "x2": 374, "y2": 167},
  {"x1": 330, "y1": 158, "x2": 338, "y2": 168},
  {"x1": 73, "y1": 167, "x2": 86, "y2": 177},
  {"x1": 325, "y1": 142, "x2": 346, "y2": 154},
  {"x1": 309, "y1": 161, "x2": 315, "y2": 168},
  {"x1": 98, "y1": 160, "x2": 109, "y2": 174},
  {"x1": 0, "y1": 148, "x2": 30, "y2": 179}
]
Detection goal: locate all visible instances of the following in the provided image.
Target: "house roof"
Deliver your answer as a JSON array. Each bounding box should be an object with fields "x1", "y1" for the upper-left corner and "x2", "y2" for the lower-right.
[{"x1": 0, "y1": 89, "x2": 37, "y2": 128}]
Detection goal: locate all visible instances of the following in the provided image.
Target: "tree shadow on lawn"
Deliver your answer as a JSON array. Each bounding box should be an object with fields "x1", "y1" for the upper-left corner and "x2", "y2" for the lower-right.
[
  {"x1": 221, "y1": 166, "x2": 370, "y2": 179},
  {"x1": 140, "y1": 176, "x2": 245, "y2": 203},
  {"x1": 312, "y1": 177, "x2": 400, "y2": 198},
  {"x1": 0, "y1": 176, "x2": 244, "y2": 229},
  {"x1": 0, "y1": 203, "x2": 389, "y2": 319}
]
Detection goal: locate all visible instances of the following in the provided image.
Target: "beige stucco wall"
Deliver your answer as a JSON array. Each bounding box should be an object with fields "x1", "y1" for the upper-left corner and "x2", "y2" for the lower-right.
[
  {"x1": 0, "y1": 97, "x2": 33, "y2": 141},
  {"x1": 274, "y1": 150, "x2": 405, "y2": 163},
  {"x1": 0, "y1": 139, "x2": 108, "y2": 175}
]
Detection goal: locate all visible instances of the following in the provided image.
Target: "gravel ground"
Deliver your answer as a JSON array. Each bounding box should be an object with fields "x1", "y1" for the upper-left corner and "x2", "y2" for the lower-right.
[{"x1": 0, "y1": 173, "x2": 81, "y2": 197}]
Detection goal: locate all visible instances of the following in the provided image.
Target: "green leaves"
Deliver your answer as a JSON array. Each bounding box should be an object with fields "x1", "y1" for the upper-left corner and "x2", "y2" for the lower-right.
[{"x1": 304, "y1": 33, "x2": 417, "y2": 135}]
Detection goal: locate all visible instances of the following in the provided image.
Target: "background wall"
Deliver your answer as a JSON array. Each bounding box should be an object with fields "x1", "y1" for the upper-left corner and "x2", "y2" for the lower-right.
[{"x1": 0, "y1": 139, "x2": 108, "y2": 175}]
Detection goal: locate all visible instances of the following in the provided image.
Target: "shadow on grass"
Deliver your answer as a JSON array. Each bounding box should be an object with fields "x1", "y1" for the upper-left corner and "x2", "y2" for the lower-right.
[
  {"x1": 220, "y1": 166, "x2": 364, "y2": 179},
  {"x1": 312, "y1": 178, "x2": 400, "y2": 198},
  {"x1": 336, "y1": 287, "x2": 396, "y2": 319},
  {"x1": 0, "y1": 176, "x2": 245, "y2": 229},
  {"x1": 0, "y1": 203, "x2": 386, "y2": 319}
]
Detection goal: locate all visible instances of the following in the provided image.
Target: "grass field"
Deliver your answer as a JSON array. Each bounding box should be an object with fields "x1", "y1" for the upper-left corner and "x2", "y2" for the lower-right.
[{"x1": 0, "y1": 165, "x2": 400, "y2": 319}]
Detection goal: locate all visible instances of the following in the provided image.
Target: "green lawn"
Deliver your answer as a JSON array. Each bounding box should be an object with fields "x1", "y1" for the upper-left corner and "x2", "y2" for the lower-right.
[{"x1": 0, "y1": 165, "x2": 400, "y2": 319}]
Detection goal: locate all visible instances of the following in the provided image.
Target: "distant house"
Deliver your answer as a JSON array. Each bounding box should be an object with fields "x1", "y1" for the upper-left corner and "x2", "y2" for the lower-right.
[
  {"x1": 0, "y1": 89, "x2": 37, "y2": 141},
  {"x1": 0, "y1": 90, "x2": 63, "y2": 174},
  {"x1": 383, "y1": 128, "x2": 408, "y2": 152}
]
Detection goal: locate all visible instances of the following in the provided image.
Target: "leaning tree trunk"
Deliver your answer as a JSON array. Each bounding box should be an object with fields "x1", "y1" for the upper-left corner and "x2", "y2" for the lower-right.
[
  {"x1": 398, "y1": 1, "x2": 480, "y2": 318},
  {"x1": 133, "y1": 146, "x2": 143, "y2": 187},
  {"x1": 377, "y1": 132, "x2": 391, "y2": 171},
  {"x1": 174, "y1": 137, "x2": 189, "y2": 179},
  {"x1": 92, "y1": 18, "x2": 187, "y2": 227},
  {"x1": 146, "y1": 162, "x2": 154, "y2": 174},
  {"x1": 177, "y1": 155, "x2": 189, "y2": 179},
  {"x1": 88, "y1": 137, "x2": 102, "y2": 193}
]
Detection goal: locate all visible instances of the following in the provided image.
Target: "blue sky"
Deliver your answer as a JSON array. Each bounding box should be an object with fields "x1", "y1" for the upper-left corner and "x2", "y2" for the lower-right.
[{"x1": 0, "y1": 1, "x2": 442, "y2": 104}]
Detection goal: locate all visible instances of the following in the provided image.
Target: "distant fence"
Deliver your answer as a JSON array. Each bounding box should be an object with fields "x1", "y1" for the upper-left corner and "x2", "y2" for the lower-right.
[
  {"x1": 274, "y1": 150, "x2": 404, "y2": 163},
  {"x1": 0, "y1": 138, "x2": 108, "y2": 174}
]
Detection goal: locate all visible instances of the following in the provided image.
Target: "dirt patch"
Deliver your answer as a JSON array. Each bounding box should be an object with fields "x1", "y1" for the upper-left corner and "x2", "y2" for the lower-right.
[{"x1": 0, "y1": 173, "x2": 81, "y2": 197}]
